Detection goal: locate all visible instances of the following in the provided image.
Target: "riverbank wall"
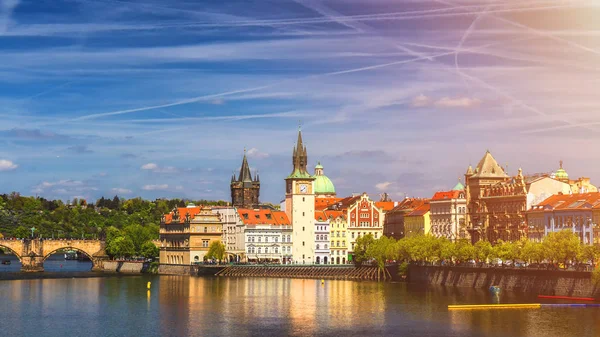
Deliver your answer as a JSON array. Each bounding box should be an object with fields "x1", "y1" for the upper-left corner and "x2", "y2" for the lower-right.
[
  {"x1": 102, "y1": 261, "x2": 146, "y2": 273},
  {"x1": 157, "y1": 264, "x2": 226, "y2": 276},
  {"x1": 408, "y1": 265, "x2": 600, "y2": 297}
]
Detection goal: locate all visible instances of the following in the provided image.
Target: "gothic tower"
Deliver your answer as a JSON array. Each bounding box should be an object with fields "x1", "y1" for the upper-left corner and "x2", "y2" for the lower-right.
[
  {"x1": 230, "y1": 150, "x2": 260, "y2": 208},
  {"x1": 285, "y1": 127, "x2": 316, "y2": 264}
]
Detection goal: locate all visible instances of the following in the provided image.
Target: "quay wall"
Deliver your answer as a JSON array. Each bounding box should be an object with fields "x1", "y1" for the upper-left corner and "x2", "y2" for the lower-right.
[
  {"x1": 408, "y1": 265, "x2": 600, "y2": 297},
  {"x1": 102, "y1": 261, "x2": 145, "y2": 273}
]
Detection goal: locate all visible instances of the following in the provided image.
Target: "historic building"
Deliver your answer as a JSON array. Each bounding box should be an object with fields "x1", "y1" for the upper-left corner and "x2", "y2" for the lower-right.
[
  {"x1": 284, "y1": 128, "x2": 316, "y2": 264},
  {"x1": 429, "y1": 183, "x2": 467, "y2": 241},
  {"x1": 213, "y1": 206, "x2": 245, "y2": 262},
  {"x1": 159, "y1": 204, "x2": 224, "y2": 264},
  {"x1": 313, "y1": 162, "x2": 336, "y2": 198},
  {"x1": 322, "y1": 193, "x2": 386, "y2": 261},
  {"x1": 230, "y1": 150, "x2": 260, "y2": 209},
  {"x1": 465, "y1": 151, "x2": 572, "y2": 243},
  {"x1": 314, "y1": 219, "x2": 330, "y2": 264},
  {"x1": 383, "y1": 198, "x2": 428, "y2": 240},
  {"x1": 550, "y1": 161, "x2": 598, "y2": 194},
  {"x1": 240, "y1": 208, "x2": 292, "y2": 263},
  {"x1": 316, "y1": 209, "x2": 347, "y2": 264},
  {"x1": 404, "y1": 202, "x2": 431, "y2": 237},
  {"x1": 527, "y1": 193, "x2": 600, "y2": 245}
]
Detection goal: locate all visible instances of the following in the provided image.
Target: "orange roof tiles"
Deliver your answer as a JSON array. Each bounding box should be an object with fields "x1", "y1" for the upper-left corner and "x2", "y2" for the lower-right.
[
  {"x1": 389, "y1": 198, "x2": 428, "y2": 213},
  {"x1": 314, "y1": 209, "x2": 344, "y2": 222},
  {"x1": 375, "y1": 201, "x2": 396, "y2": 212},
  {"x1": 407, "y1": 202, "x2": 430, "y2": 217},
  {"x1": 237, "y1": 208, "x2": 290, "y2": 226},
  {"x1": 315, "y1": 197, "x2": 343, "y2": 210},
  {"x1": 163, "y1": 206, "x2": 201, "y2": 224},
  {"x1": 431, "y1": 191, "x2": 461, "y2": 201},
  {"x1": 531, "y1": 192, "x2": 600, "y2": 211}
]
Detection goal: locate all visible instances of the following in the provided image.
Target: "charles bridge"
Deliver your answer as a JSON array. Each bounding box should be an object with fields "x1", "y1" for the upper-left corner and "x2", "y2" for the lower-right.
[{"x1": 0, "y1": 238, "x2": 108, "y2": 272}]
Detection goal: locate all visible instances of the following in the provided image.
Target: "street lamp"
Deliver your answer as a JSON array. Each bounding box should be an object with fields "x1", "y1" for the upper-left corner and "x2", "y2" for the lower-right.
[{"x1": 30, "y1": 227, "x2": 36, "y2": 238}]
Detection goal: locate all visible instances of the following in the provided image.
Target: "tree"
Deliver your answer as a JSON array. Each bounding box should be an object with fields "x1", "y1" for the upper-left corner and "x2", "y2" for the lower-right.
[
  {"x1": 123, "y1": 224, "x2": 152, "y2": 255},
  {"x1": 474, "y1": 240, "x2": 492, "y2": 263},
  {"x1": 206, "y1": 241, "x2": 226, "y2": 263},
  {"x1": 353, "y1": 233, "x2": 375, "y2": 267},
  {"x1": 140, "y1": 241, "x2": 159, "y2": 259},
  {"x1": 366, "y1": 236, "x2": 397, "y2": 279},
  {"x1": 106, "y1": 236, "x2": 135, "y2": 259},
  {"x1": 454, "y1": 239, "x2": 475, "y2": 264},
  {"x1": 13, "y1": 226, "x2": 29, "y2": 239},
  {"x1": 579, "y1": 245, "x2": 600, "y2": 267},
  {"x1": 543, "y1": 230, "x2": 581, "y2": 267}
]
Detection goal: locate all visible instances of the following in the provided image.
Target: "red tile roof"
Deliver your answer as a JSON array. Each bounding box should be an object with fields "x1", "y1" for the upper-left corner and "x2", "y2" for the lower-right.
[
  {"x1": 315, "y1": 197, "x2": 343, "y2": 210},
  {"x1": 163, "y1": 206, "x2": 201, "y2": 224},
  {"x1": 375, "y1": 201, "x2": 396, "y2": 212},
  {"x1": 314, "y1": 210, "x2": 344, "y2": 221},
  {"x1": 407, "y1": 203, "x2": 430, "y2": 217},
  {"x1": 237, "y1": 208, "x2": 290, "y2": 226},
  {"x1": 530, "y1": 192, "x2": 600, "y2": 211},
  {"x1": 431, "y1": 191, "x2": 462, "y2": 201},
  {"x1": 389, "y1": 198, "x2": 428, "y2": 213}
]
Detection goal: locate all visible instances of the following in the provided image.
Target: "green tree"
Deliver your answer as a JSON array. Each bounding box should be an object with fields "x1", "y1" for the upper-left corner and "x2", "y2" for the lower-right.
[
  {"x1": 13, "y1": 226, "x2": 29, "y2": 239},
  {"x1": 123, "y1": 224, "x2": 152, "y2": 255},
  {"x1": 106, "y1": 236, "x2": 135, "y2": 259},
  {"x1": 140, "y1": 241, "x2": 159, "y2": 259},
  {"x1": 579, "y1": 245, "x2": 600, "y2": 267},
  {"x1": 366, "y1": 236, "x2": 397, "y2": 278},
  {"x1": 543, "y1": 230, "x2": 581, "y2": 268},
  {"x1": 206, "y1": 241, "x2": 226, "y2": 263},
  {"x1": 353, "y1": 233, "x2": 375, "y2": 267},
  {"x1": 454, "y1": 239, "x2": 475, "y2": 264},
  {"x1": 474, "y1": 240, "x2": 492, "y2": 263}
]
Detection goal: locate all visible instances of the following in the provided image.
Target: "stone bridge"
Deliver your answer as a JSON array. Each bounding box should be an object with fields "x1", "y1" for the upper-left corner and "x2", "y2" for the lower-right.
[{"x1": 0, "y1": 239, "x2": 108, "y2": 272}]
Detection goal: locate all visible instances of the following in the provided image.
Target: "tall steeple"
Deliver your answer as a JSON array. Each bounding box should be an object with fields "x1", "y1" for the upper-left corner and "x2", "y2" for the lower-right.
[
  {"x1": 238, "y1": 148, "x2": 253, "y2": 183},
  {"x1": 290, "y1": 125, "x2": 309, "y2": 177}
]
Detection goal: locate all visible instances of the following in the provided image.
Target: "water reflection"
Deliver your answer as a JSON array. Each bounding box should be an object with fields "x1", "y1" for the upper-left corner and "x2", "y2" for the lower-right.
[{"x1": 1, "y1": 276, "x2": 600, "y2": 337}]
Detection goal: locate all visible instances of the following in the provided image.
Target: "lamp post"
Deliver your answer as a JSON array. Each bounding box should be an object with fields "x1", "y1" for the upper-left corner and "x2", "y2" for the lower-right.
[{"x1": 30, "y1": 227, "x2": 36, "y2": 238}]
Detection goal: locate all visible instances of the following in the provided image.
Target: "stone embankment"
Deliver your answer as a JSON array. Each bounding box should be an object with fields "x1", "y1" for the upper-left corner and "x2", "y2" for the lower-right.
[
  {"x1": 408, "y1": 265, "x2": 600, "y2": 297},
  {"x1": 102, "y1": 261, "x2": 146, "y2": 273},
  {"x1": 216, "y1": 265, "x2": 395, "y2": 281}
]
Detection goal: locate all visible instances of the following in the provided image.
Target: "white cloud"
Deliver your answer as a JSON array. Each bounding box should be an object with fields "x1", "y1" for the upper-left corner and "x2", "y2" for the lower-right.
[
  {"x1": 375, "y1": 182, "x2": 392, "y2": 191},
  {"x1": 32, "y1": 179, "x2": 97, "y2": 195},
  {"x1": 111, "y1": 188, "x2": 132, "y2": 194},
  {"x1": 411, "y1": 94, "x2": 481, "y2": 108},
  {"x1": 141, "y1": 163, "x2": 178, "y2": 173},
  {"x1": 435, "y1": 97, "x2": 481, "y2": 108},
  {"x1": 411, "y1": 94, "x2": 431, "y2": 107},
  {"x1": 247, "y1": 147, "x2": 270, "y2": 159},
  {"x1": 142, "y1": 184, "x2": 169, "y2": 191},
  {"x1": 141, "y1": 163, "x2": 158, "y2": 170},
  {"x1": 0, "y1": 159, "x2": 18, "y2": 171},
  {"x1": 211, "y1": 98, "x2": 225, "y2": 105}
]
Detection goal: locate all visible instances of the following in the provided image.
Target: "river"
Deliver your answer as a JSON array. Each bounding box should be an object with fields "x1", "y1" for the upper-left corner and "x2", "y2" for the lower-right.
[{"x1": 1, "y1": 256, "x2": 599, "y2": 336}]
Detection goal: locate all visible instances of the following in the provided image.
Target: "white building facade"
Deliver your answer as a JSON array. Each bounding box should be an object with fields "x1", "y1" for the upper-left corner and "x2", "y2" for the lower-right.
[
  {"x1": 314, "y1": 220, "x2": 330, "y2": 264},
  {"x1": 213, "y1": 206, "x2": 245, "y2": 262}
]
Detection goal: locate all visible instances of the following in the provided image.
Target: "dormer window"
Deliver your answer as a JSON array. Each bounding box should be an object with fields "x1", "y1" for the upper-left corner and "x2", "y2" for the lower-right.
[
  {"x1": 243, "y1": 213, "x2": 249, "y2": 219},
  {"x1": 255, "y1": 214, "x2": 260, "y2": 219},
  {"x1": 266, "y1": 214, "x2": 272, "y2": 220}
]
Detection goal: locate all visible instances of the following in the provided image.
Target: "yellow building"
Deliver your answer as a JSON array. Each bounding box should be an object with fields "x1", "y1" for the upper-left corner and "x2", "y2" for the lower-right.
[
  {"x1": 159, "y1": 204, "x2": 224, "y2": 265},
  {"x1": 315, "y1": 209, "x2": 348, "y2": 264},
  {"x1": 404, "y1": 202, "x2": 431, "y2": 237}
]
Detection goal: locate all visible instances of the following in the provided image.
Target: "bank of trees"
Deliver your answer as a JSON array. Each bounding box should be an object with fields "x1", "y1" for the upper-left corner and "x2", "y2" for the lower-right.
[{"x1": 354, "y1": 230, "x2": 600, "y2": 277}]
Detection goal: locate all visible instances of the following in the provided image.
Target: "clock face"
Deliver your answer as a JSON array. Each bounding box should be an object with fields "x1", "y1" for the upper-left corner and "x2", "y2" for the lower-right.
[{"x1": 299, "y1": 184, "x2": 308, "y2": 194}]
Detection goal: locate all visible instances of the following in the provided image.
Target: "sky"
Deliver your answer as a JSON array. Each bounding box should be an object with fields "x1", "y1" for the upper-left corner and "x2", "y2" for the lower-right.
[{"x1": 1, "y1": 0, "x2": 600, "y2": 204}]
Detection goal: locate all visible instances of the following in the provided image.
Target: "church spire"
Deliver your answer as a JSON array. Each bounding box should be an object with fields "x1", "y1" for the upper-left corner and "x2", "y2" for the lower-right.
[
  {"x1": 238, "y1": 148, "x2": 253, "y2": 182},
  {"x1": 287, "y1": 125, "x2": 311, "y2": 179}
]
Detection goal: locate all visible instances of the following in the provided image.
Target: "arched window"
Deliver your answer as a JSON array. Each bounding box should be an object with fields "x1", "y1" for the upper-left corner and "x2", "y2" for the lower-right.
[{"x1": 316, "y1": 244, "x2": 320, "y2": 250}]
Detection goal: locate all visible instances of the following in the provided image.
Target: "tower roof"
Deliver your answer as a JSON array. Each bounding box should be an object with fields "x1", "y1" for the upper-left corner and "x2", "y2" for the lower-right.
[
  {"x1": 313, "y1": 162, "x2": 336, "y2": 195},
  {"x1": 287, "y1": 126, "x2": 312, "y2": 179},
  {"x1": 452, "y1": 181, "x2": 465, "y2": 191},
  {"x1": 471, "y1": 150, "x2": 509, "y2": 179},
  {"x1": 238, "y1": 150, "x2": 253, "y2": 182},
  {"x1": 554, "y1": 160, "x2": 569, "y2": 179}
]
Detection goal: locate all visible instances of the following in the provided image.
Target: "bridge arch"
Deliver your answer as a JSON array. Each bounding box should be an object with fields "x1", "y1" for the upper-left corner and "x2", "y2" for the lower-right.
[
  {"x1": 42, "y1": 247, "x2": 97, "y2": 270},
  {"x1": 0, "y1": 243, "x2": 22, "y2": 262}
]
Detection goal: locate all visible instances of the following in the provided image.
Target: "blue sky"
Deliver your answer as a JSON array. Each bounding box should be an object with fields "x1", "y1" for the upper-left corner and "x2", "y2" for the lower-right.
[{"x1": 1, "y1": 0, "x2": 600, "y2": 203}]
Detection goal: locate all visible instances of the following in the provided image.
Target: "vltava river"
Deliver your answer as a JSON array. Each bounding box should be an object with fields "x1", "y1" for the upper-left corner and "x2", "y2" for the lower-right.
[{"x1": 1, "y1": 271, "x2": 599, "y2": 336}]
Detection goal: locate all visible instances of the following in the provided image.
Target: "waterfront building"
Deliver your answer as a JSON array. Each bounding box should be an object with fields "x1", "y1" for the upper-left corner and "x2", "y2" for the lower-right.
[
  {"x1": 323, "y1": 193, "x2": 385, "y2": 260},
  {"x1": 313, "y1": 162, "x2": 336, "y2": 198},
  {"x1": 159, "y1": 204, "x2": 224, "y2": 264},
  {"x1": 213, "y1": 206, "x2": 245, "y2": 262},
  {"x1": 230, "y1": 150, "x2": 260, "y2": 209},
  {"x1": 429, "y1": 183, "x2": 467, "y2": 241},
  {"x1": 284, "y1": 128, "x2": 316, "y2": 264},
  {"x1": 383, "y1": 198, "x2": 428, "y2": 240},
  {"x1": 526, "y1": 192, "x2": 600, "y2": 244},
  {"x1": 316, "y1": 209, "x2": 347, "y2": 264},
  {"x1": 465, "y1": 151, "x2": 571, "y2": 243},
  {"x1": 404, "y1": 202, "x2": 431, "y2": 237},
  {"x1": 550, "y1": 161, "x2": 598, "y2": 194},
  {"x1": 314, "y1": 219, "x2": 330, "y2": 264},
  {"x1": 240, "y1": 208, "x2": 292, "y2": 263}
]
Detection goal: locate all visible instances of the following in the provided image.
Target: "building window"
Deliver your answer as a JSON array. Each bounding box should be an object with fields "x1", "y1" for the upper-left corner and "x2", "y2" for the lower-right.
[
  {"x1": 303, "y1": 197, "x2": 305, "y2": 202},
  {"x1": 375, "y1": 232, "x2": 378, "y2": 239},
  {"x1": 351, "y1": 232, "x2": 355, "y2": 239},
  {"x1": 303, "y1": 212, "x2": 305, "y2": 216},
  {"x1": 303, "y1": 241, "x2": 305, "y2": 246},
  {"x1": 275, "y1": 237, "x2": 279, "y2": 242},
  {"x1": 265, "y1": 248, "x2": 269, "y2": 253},
  {"x1": 202, "y1": 240, "x2": 209, "y2": 248},
  {"x1": 258, "y1": 237, "x2": 261, "y2": 242},
  {"x1": 317, "y1": 244, "x2": 320, "y2": 250},
  {"x1": 275, "y1": 247, "x2": 278, "y2": 253},
  {"x1": 303, "y1": 227, "x2": 305, "y2": 231},
  {"x1": 258, "y1": 248, "x2": 262, "y2": 253},
  {"x1": 325, "y1": 244, "x2": 328, "y2": 249},
  {"x1": 204, "y1": 227, "x2": 207, "y2": 233}
]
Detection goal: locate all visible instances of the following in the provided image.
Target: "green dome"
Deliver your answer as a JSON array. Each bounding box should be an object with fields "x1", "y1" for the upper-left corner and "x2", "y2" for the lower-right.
[
  {"x1": 555, "y1": 168, "x2": 569, "y2": 179},
  {"x1": 314, "y1": 175, "x2": 336, "y2": 195},
  {"x1": 312, "y1": 162, "x2": 335, "y2": 195},
  {"x1": 452, "y1": 182, "x2": 465, "y2": 191}
]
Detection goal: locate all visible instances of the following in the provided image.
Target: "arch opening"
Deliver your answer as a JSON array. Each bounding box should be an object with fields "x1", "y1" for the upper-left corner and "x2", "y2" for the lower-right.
[
  {"x1": 42, "y1": 247, "x2": 95, "y2": 272},
  {"x1": 0, "y1": 244, "x2": 23, "y2": 272}
]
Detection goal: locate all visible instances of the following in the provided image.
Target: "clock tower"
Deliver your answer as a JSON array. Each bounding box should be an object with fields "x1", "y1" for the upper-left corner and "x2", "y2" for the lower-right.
[{"x1": 285, "y1": 127, "x2": 316, "y2": 264}]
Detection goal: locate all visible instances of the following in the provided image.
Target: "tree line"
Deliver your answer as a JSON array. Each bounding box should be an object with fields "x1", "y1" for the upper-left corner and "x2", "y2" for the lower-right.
[{"x1": 353, "y1": 230, "x2": 600, "y2": 279}]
